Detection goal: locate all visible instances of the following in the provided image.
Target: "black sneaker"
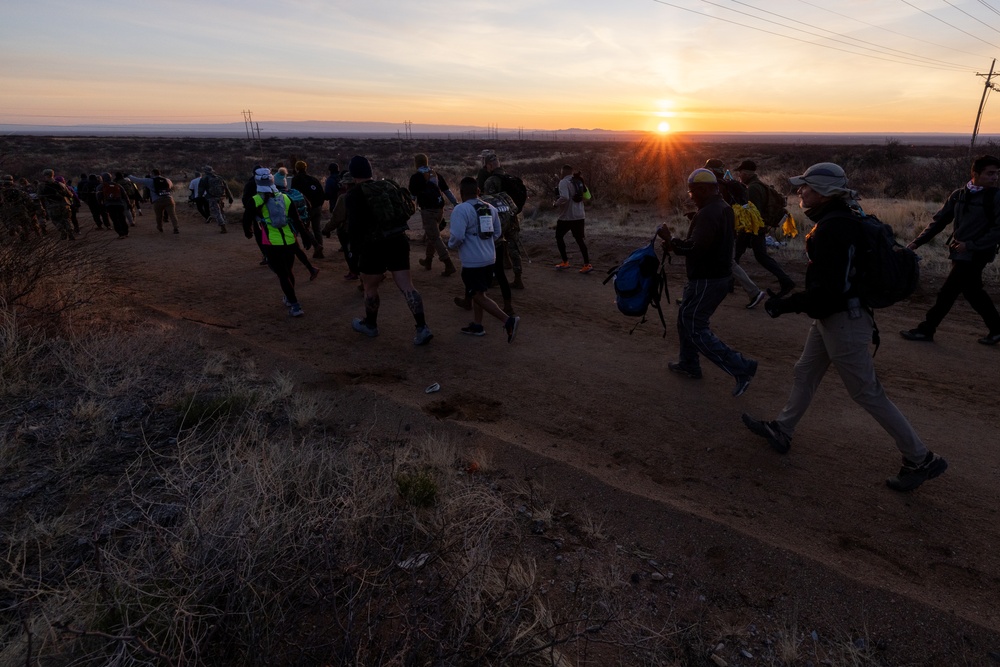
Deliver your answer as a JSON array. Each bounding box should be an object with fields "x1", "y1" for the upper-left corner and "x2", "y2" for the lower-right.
[
  {"x1": 504, "y1": 315, "x2": 520, "y2": 343},
  {"x1": 461, "y1": 323, "x2": 486, "y2": 336},
  {"x1": 886, "y1": 451, "x2": 948, "y2": 492},
  {"x1": 776, "y1": 281, "x2": 796, "y2": 297},
  {"x1": 978, "y1": 331, "x2": 1000, "y2": 345},
  {"x1": 732, "y1": 360, "x2": 758, "y2": 397},
  {"x1": 667, "y1": 362, "x2": 702, "y2": 379},
  {"x1": 900, "y1": 328, "x2": 933, "y2": 342},
  {"x1": 741, "y1": 413, "x2": 791, "y2": 454},
  {"x1": 746, "y1": 291, "x2": 766, "y2": 310}
]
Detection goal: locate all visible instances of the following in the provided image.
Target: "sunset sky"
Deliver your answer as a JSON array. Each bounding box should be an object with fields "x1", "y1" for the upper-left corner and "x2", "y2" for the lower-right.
[{"x1": 3, "y1": 0, "x2": 1000, "y2": 134}]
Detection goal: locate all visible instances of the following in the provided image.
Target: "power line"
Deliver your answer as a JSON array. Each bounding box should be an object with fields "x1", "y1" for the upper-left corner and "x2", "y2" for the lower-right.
[
  {"x1": 975, "y1": 0, "x2": 1000, "y2": 19},
  {"x1": 719, "y1": 0, "x2": 977, "y2": 70},
  {"x1": 794, "y1": 0, "x2": 988, "y2": 59},
  {"x1": 941, "y1": 0, "x2": 1000, "y2": 35},
  {"x1": 899, "y1": 0, "x2": 1000, "y2": 50},
  {"x1": 651, "y1": 0, "x2": 976, "y2": 71}
]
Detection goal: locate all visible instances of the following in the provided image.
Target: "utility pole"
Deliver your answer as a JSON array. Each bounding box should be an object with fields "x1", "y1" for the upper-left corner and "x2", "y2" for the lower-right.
[
  {"x1": 242, "y1": 110, "x2": 252, "y2": 140},
  {"x1": 971, "y1": 58, "x2": 997, "y2": 156}
]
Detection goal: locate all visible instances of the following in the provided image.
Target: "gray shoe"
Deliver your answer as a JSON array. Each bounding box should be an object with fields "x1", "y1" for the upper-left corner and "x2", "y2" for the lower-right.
[
  {"x1": 413, "y1": 325, "x2": 433, "y2": 346},
  {"x1": 289, "y1": 303, "x2": 304, "y2": 317},
  {"x1": 352, "y1": 318, "x2": 379, "y2": 338},
  {"x1": 886, "y1": 452, "x2": 947, "y2": 492},
  {"x1": 741, "y1": 413, "x2": 791, "y2": 454}
]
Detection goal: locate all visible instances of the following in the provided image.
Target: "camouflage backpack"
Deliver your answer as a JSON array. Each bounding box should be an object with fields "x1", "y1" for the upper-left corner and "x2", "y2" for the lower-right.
[{"x1": 359, "y1": 179, "x2": 416, "y2": 239}]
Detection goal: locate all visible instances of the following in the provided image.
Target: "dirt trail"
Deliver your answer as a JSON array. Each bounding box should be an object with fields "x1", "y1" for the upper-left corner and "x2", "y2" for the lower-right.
[{"x1": 111, "y1": 205, "x2": 1000, "y2": 651}]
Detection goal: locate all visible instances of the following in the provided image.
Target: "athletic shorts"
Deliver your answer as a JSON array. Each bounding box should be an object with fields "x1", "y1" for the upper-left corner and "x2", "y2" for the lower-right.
[
  {"x1": 357, "y1": 233, "x2": 410, "y2": 275},
  {"x1": 461, "y1": 265, "x2": 494, "y2": 295}
]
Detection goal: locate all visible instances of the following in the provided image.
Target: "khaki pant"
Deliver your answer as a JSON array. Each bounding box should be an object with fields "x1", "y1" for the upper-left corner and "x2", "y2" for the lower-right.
[
  {"x1": 153, "y1": 197, "x2": 178, "y2": 231},
  {"x1": 775, "y1": 310, "x2": 927, "y2": 462},
  {"x1": 420, "y1": 208, "x2": 449, "y2": 261}
]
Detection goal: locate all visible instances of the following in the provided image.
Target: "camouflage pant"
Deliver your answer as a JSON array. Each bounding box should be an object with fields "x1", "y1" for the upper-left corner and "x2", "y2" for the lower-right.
[
  {"x1": 505, "y1": 216, "x2": 523, "y2": 274},
  {"x1": 208, "y1": 197, "x2": 227, "y2": 226},
  {"x1": 44, "y1": 204, "x2": 72, "y2": 237}
]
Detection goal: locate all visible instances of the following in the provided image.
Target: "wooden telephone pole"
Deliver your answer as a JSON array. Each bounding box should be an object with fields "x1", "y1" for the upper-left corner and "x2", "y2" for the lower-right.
[{"x1": 971, "y1": 58, "x2": 997, "y2": 156}]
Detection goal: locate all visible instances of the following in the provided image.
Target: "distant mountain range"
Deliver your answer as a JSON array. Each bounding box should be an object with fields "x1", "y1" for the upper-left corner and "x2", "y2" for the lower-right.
[{"x1": 0, "y1": 120, "x2": 989, "y2": 145}]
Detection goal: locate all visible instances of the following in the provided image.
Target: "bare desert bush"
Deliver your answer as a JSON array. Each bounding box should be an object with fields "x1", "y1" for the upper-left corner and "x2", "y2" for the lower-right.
[{"x1": 0, "y1": 236, "x2": 123, "y2": 334}]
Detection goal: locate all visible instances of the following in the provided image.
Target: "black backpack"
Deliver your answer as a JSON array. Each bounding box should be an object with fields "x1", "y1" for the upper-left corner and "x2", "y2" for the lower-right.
[
  {"x1": 758, "y1": 182, "x2": 788, "y2": 228},
  {"x1": 854, "y1": 209, "x2": 919, "y2": 309},
  {"x1": 493, "y1": 173, "x2": 527, "y2": 213},
  {"x1": 152, "y1": 176, "x2": 171, "y2": 197}
]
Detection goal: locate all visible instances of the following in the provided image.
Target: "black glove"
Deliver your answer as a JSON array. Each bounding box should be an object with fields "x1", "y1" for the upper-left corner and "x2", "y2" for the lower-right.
[
  {"x1": 302, "y1": 234, "x2": 314, "y2": 251},
  {"x1": 764, "y1": 288, "x2": 788, "y2": 319},
  {"x1": 244, "y1": 231, "x2": 252, "y2": 240}
]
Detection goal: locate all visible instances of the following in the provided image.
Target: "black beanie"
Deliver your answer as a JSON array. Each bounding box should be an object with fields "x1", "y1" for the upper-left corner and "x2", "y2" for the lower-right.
[{"x1": 348, "y1": 155, "x2": 372, "y2": 179}]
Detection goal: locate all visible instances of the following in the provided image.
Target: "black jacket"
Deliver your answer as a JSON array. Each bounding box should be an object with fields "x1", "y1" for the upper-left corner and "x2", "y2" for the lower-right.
[
  {"x1": 783, "y1": 198, "x2": 863, "y2": 319},
  {"x1": 673, "y1": 195, "x2": 734, "y2": 280}
]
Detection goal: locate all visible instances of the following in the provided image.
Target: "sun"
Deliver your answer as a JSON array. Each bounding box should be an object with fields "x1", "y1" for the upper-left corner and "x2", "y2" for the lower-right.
[{"x1": 657, "y1": 121, "x2": 671, "y2": 133}]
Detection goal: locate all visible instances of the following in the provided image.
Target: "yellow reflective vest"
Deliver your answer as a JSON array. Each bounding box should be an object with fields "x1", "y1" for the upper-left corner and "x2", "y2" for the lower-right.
[{"x1": 252, "y1": 192, "x2": 296, "y2": 246}]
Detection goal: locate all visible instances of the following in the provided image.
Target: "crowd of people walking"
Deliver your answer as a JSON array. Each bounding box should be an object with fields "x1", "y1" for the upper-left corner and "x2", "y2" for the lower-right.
[{"x1": 6, "y1": 148, "x2": 998, "y2": 493}]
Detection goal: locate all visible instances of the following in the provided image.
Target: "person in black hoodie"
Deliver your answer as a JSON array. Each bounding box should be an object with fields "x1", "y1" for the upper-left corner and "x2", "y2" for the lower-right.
[
  {"x1": 657, "y1": 168, "x2": 757, "y2": 397},
  {"x1": 900, "y1": 154, "x2": 1000, "y2": 345},
  {"x1": 742, "y1": 162, "x2": 947, "y2": 492}
]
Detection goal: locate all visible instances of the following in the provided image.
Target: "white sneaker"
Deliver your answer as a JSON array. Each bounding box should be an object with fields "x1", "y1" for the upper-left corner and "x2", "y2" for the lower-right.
[
  {"x1": 352, "y1": 318, "x2": 379, "y2": 338},
  {"x1": 413, "y1": 325, "x2": 433, "y2": 346}
]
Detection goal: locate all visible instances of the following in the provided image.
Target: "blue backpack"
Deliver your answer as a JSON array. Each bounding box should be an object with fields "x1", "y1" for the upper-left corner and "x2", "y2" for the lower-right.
[{"x1": 604, "y1": 235, "x2": 670, "y2": 336}]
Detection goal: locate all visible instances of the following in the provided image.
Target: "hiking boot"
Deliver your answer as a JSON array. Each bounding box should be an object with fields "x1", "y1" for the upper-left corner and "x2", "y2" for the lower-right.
[
  {"x1": 413, "y1": 325, "x2": 434, "y2": 346},
  {"x1": 288, "y1": 303, "x2": 304, "y2": 317},
  {"x1": 352, "y1": 318, "x2": 379, "y2": 337},
  {"x1": 461, "y1": 322, "x2": 486, "y2": 336},
  {"x1": 667, "y1": 362, "x2": 702, "y2": 379},
  {"x1": 886, "y1": 451, "x2": 948, "y2": 492},
  {"x1": 732, "y1": 360, "x2": 758, "y2": 397},
  {"x1": 511, "y1": 272, "x2": 525, "y2": 290},
  {"x1": 418, "y1": 256, "x2": 433, "y2": 271},
  {"x1": 554, "y1": 261, "x2": 570, "y2": 270},
  {"x1": 313, "y1": 249, "x2": 324, "y2": 259},
  {"x1": 454, "y1": 296, "x2": 472, "y2": 311},
  {"x1": 220, "y1": 225, "x2": 227, "y2": 234},
  {"x1": 747, "y1": 290, "x2": 766, "y2": 309},
  {"x1": 741, "y1": 413, "x2": 791, "y2": 454},
  {"x1": 309, "y1": 267, "x2": 320, "y2": 282},
  {"x1": 441, "y1": 258, "x2": 456, "y2": 277},
  {"x1": 900, "y1": 328, "x2": 933, "y2": 342},
  {"x1": 579, "y1": 264, "x2": 594, "y2": 274},
  {"x1": 978, "y1": 331, "x2": 1000, "y2": 345},
  {"x1": 503, "y1": 316, "x2": 520, "y2": 343}
]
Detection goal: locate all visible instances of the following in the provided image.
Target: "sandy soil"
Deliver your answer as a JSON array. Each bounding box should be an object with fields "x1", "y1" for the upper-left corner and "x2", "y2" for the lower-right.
[{"x1": 110, "y1": 202, "x2": 1000, "y2": 664}]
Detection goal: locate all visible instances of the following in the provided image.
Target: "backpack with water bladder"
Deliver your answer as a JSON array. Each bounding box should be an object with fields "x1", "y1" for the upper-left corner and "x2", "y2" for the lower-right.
[
  {"x1": 285, "y1": 188, "x2": 311, "y2": 227},
  {"x1": 603, "y1": 234, "x2": 670, "y2": 336}
]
